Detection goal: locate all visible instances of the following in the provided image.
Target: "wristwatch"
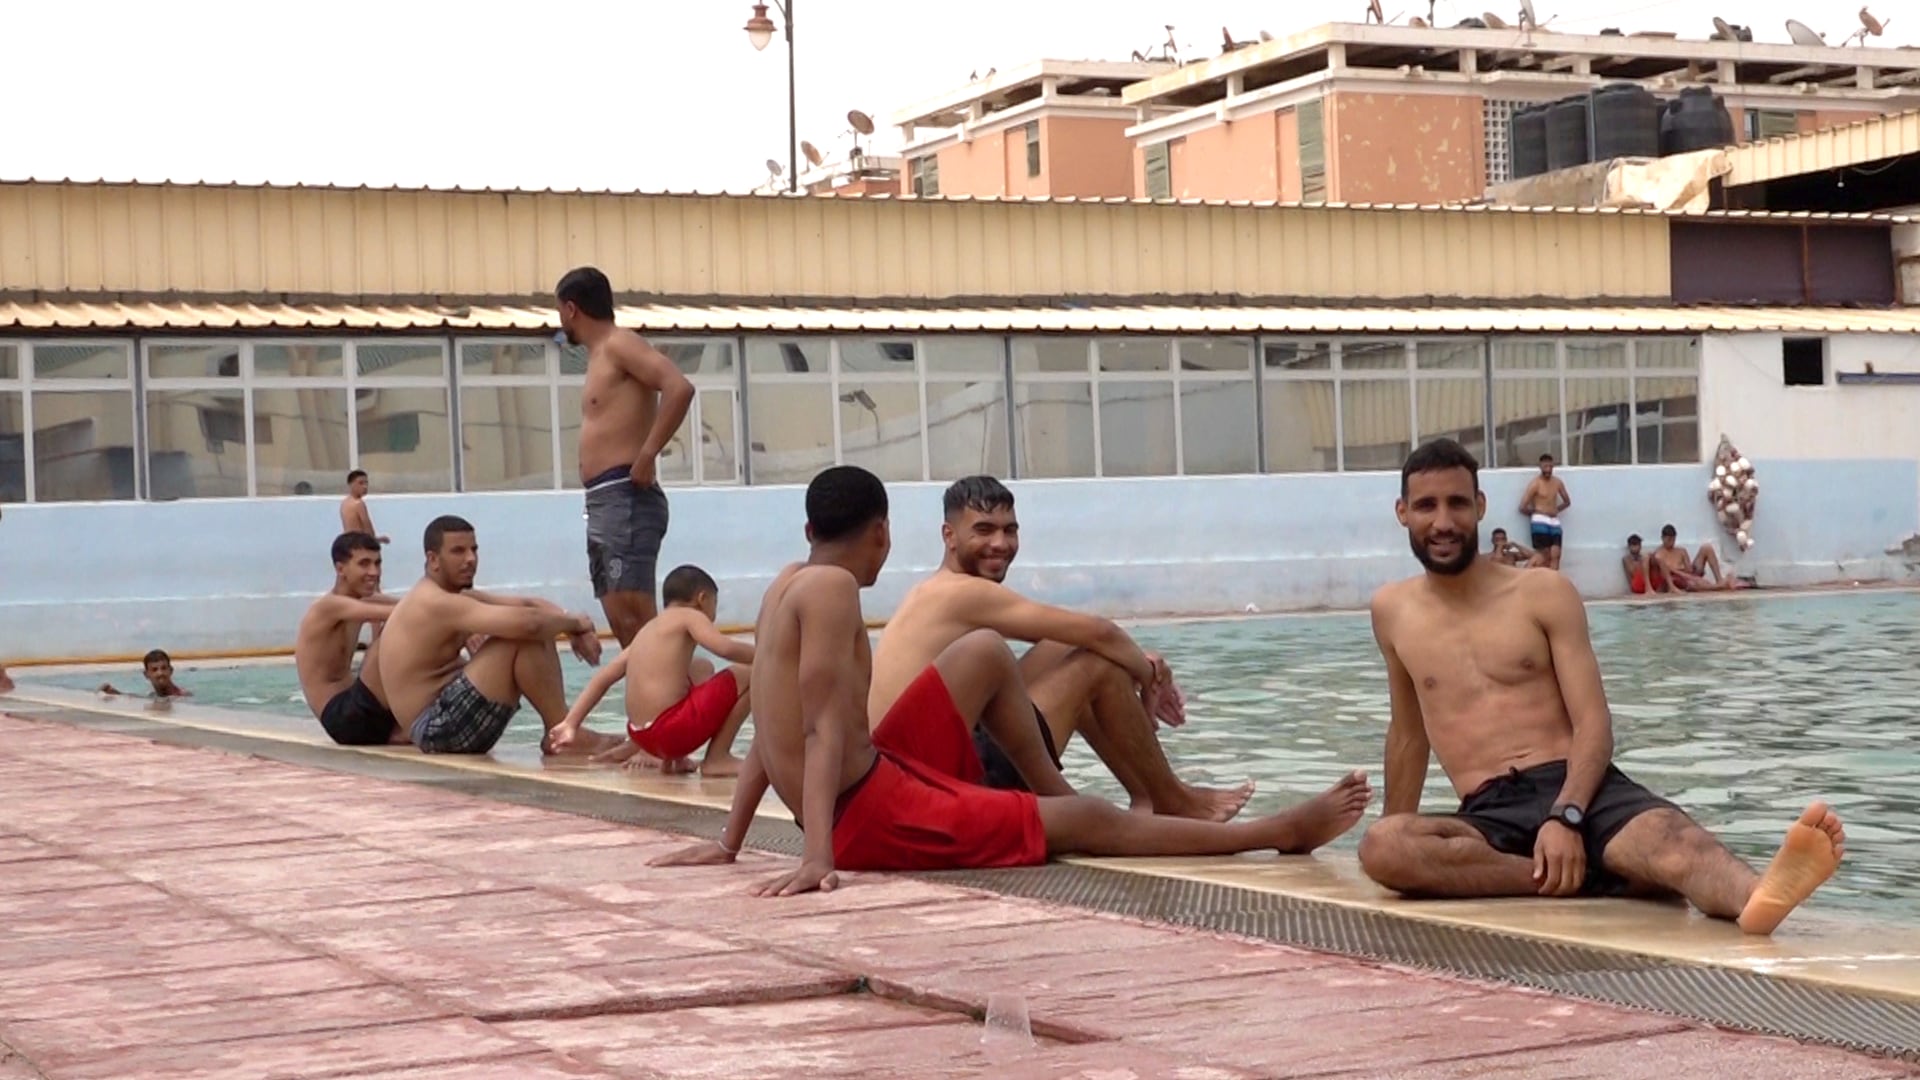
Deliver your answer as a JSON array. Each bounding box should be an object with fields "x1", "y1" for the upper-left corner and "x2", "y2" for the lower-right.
[{"x1": 1550, "y1": 803, "x2": 1586, "y2": 831}]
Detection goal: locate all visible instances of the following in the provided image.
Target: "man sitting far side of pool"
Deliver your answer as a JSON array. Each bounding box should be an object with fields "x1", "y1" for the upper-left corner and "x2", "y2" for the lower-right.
[
  {"x1": 548, "y1": 563, "x2": 755, "y2": 777},
  {"x1": 294, "y1": 531, "x2": 405, "y2": 746},
  {"x1": 379, "y1": 515, "x2": 624, "y2": 757},
  {"x1": 1359, "y1": 438, "x2": 1843, "y2": 935},
  {"x1": 1648, "y1": 523, "x2": 1749, "y2": 593},
  {"x1": 1622, "y1": 533, "x2": 1652, "y2": 595},
  {"x1": 1486, "y1": 527, "x2": 1545, "y2": 569},
  {"x1": 869, "y1": 474, "x2": 1253, "y2": 823},
  {"x1": 99, "y1": 650, "x2": 191, "y2": 699},
  {"x1": 649, "y1": 465, "x2": 1372, "y2": 896}
]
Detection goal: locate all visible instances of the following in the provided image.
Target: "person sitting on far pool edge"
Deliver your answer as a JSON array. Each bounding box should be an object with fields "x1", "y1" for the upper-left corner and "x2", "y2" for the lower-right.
[
  {"x1": 648, "y1": 465, "x2": 1373, "y2": 896},
  {"x1": 1361, "y1": 437, "x2": 1843, "y2": 935},
  {"x1": 1649, "y1": 524, "x2": 1752, "y2": 594},
  {"x1": 100, "y1": 650, "x2": 191, "y2": 699},
  {"x1": 549, "y1": 563, "x2": 755, "y2": 778},
  {"x1": 1622, "y1": 534, "x2": 1651, "y2": 595},
  {"x1": 1486, "y1": 527, "x2": 1545, "y2": 569}
]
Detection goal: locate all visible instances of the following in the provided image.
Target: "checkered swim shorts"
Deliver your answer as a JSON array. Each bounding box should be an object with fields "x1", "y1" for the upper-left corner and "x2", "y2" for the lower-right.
[{"x1": 409, "y1": 673, "x2": 519, "y2": 755}]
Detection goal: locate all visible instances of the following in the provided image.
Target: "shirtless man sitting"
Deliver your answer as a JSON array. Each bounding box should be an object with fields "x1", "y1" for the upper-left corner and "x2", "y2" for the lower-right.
[
  {"x1": 380, "y1": 514, "x2": 623, "y2": 756},
  {"x1": 871, "y1": 475, "x2": 1252, "y2": 822},
  {"x1": 1518, "y1": 454, "x2": 1571, "y2": 570},
  {"x1": 295, "y1": 532, "x2": 404, "y2": 745},
  {"x1": 1486, "y1": 528, "x2": 1544, "y2": 569},
  {"x1": 1359, "y1": 438, "x2": 1843, "y2": 935},
  {"x1": 650, "y1": 465, "x2": 1372, "y2": 895},
  {"x1": 1648, "y1": 524, "x2": 1744, "y2": 593}
]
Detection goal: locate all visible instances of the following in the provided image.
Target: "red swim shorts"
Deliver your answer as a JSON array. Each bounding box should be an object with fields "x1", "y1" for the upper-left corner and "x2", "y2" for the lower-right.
[
  {"x1": 831, "y1": 664, "x2": 1047, "y2": 872},
  {"x1": 1630, "y1": 569, "x2": 1647, "y2": 594},
  {"x1": 630, "y1": 669, "x2": 739, "y2": 761}
]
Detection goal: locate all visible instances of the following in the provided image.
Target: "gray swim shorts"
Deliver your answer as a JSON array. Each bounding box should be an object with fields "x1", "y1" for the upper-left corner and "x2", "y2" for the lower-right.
[
  {"x1": 584, "y1": 465, "x2": 670, "y2": 599},
  {"x1": 409, "y1": 673, "x2": 519, "y2": 755}
]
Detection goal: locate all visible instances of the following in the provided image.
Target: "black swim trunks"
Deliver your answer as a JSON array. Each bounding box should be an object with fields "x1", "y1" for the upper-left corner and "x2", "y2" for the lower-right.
[
  {"x1": 584, "y1": 464, "x2": 670, "y2": 599},
  {"x1": 318, "y1": 677, "x2": 398, "y2": 746},
  {"x1": 1453, "y1": 759, "x2": 1681, "y2": 896},
  {"x1": 973, "y1": 709, "x2": 1064, "y2": 791}
]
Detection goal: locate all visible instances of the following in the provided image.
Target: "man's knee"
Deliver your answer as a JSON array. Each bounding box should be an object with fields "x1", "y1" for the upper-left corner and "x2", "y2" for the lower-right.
[
  {"x1": 944, "y1": 628, "x2": 1017, "y2": 670},
  {"x1": 1357, "y1": 815, "x2": 1420, "y2": 886}
]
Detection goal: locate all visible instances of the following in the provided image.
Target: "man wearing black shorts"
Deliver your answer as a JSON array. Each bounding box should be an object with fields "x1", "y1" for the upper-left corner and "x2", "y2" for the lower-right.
[{"x1": 295, "y1": 532, "x2": 403, "y2": 745}]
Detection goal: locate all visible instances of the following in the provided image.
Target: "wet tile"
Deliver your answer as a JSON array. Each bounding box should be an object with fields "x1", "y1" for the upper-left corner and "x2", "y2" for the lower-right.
[
  {"x1": 0, "y1": 835, "x2": 58, "y2": 863},
  {"x1": 0, "y1": 935, "x2": 311, "y2": 990},
  {"x1": 741, "y1": 897, "x2": 1076, "y2": 947},
  {"x1": 0, "y1": 916, "x2": 250, "y2": 965},
  {"x1": 52, "y1": 1016, "x2": 538, "y2": 1080},
  {"x1": 70, "y1": 820, "x2": 327, "y2": 856},
  {"x1": 350, "y1": 1053, "x2": 625, "y2": 1079},
  {"x1": 0, "y1": 858, "x2": 129, "y2": 896},
  {"x1": 314, "y1": 923, "x2": 747, "y2": 986},
  {"x1": 501, "y1": 997, "x2": 968, "y2": 1058},
  {"x1": 0, "y1": 958, "x2": 381, "y2": 1021},
  {"x1": 1354, "y1": 1028, "x2": 1913, "y2": 1079},
  {"x1": 414, "y1": 951, "x2": 859, "y2": 1019},
  {"x1": 206, "y1": 876, "x2": 528, "y2": 918}
]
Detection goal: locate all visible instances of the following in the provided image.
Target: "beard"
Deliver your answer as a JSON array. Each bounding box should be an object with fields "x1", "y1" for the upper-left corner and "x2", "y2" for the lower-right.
[
  {"x1": 956, "y1": 550, "x2": 1009, "y2": 582},
  {"x1": 1410, "y1": 527, "x2": 1478, "y2": 576}
]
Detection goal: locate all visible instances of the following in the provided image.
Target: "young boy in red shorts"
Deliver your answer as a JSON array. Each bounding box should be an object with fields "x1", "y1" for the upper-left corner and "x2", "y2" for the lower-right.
[
  {"x1": 650, "y1": 465, "x2": 1373, "y2": 896},
  {"x1": 549, "y1": 564, "x2": 754, "y2": 777}
]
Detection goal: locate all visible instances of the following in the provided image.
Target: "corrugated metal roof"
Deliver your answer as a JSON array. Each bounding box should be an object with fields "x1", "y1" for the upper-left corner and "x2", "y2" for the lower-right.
[
  {"x1": 1725, "y1": 108, "x2": 1920, "y2": 187},
  {"x1": 5, "y1": 300, "x2": 1920, "y2": 336}
]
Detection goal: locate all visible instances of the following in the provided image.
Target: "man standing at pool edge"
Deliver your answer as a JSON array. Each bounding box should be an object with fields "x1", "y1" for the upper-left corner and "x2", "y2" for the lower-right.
[
  {"x1": 558, "y1": 266, "x2": 695, "y2": 647},
  {"x1": 1360, "y1": 437, "x2": 1843, "y2": 935}
]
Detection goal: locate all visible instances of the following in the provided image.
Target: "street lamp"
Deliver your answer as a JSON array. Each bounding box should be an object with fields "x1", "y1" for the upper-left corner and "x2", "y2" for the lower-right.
[{"x1": 744, "y1": 2, "x2": 798, "y2": 193}]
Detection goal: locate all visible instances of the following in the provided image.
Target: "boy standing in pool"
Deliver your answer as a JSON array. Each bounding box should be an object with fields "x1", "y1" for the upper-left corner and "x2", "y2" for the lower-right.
[
  {"x1": 549, "y1": 564, "x2": 755, "y2": 777},
  {"x1": 1360, "y1": 438, "x2": 1843, "y2": 935}
]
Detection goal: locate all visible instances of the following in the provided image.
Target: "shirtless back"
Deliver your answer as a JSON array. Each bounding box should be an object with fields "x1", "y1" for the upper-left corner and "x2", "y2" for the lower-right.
[{"x1": 295, "y1": 532, "x2": 401, "y2": 745}]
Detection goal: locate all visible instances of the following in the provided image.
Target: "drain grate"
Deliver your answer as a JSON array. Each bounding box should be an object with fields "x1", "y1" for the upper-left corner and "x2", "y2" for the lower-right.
[{"x1": 20, "y1": 705, "x2": 1920, "y2": 1062}]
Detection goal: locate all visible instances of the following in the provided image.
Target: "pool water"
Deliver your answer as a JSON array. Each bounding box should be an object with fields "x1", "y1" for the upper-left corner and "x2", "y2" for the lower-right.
[{"x1": 36, "y1": 590, "x2": 1920, "y2": 921}]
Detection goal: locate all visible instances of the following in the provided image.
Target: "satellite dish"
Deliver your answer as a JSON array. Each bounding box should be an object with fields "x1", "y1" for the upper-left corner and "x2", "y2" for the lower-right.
[
  {"x1": 765, "y1": 158, "x2": 783, "y2": 177},
  {"x1": 801, "y1": 141, "x2": 824, "y2": 167},
  {"x1": 1517, "y1": 0, "x2": 1537, "y2": 29},
  {"x1": 1258, "y1": 29, "x2": 1273, "y2": 41},
  {"x1": 1847, "y1": 7, "x2": 1889, "y2": 43},
  {"x1": 1409, "y1": 15, "x2": 1428, "y2": 26},
  {"x1": 847, "y1": 109, "x2": 875, "y2": 135},
  {"x1": 1711, "y1": 15, "x2": 1737, "y2": 40},
  {"x1": 1483, "y1": 12, "x2": 1509, "y2": 29},
  {"x1": 1365, "y1": 0, "x2": 1384, "y2": 24},
  {"x1": 1784, "y1": 18, "x2": 1826, "y2": 46}
]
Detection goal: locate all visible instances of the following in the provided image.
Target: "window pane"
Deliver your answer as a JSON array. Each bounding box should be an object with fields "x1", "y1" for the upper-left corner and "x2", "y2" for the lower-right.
[
  {"x1": 1415, "y1": 340, "x2": 1482, "y2": 372},
  {"x1": 1341, "y1": 379, "x2": 1412, "y2": 471},
  {"x1": 1013, "y1": 381, "x2": 1094, "y2": 478},
  {"x1": 1263, "y1": 340, "x2": 1332, "y2": 372},
  {"x1": 660, "y1": 339, "x2": 737, "y2": 376},
  {"x1": 144, "y1": 388, "x2": 249, "y2": 499},
  {"x1": 0, "y1": 344, "x2": 18, "y2": 380},
  {"x1": 657, "y1": 392, "x2": 696, "y2": 487},
  {"x1": 1098, "y1": 380, "x2": 1176, "y2": 477},
  {"x1": 697, "y1": 390, "x2": 742, "y2": 484},
  {"x1": 357, "y1": 386, "x2": 452, "y2": 492},
  {"x1": 559, "y1": 386, "x2": 584, "y2": 487},
  {"x1": 33, "y1": 390, "x2": 136, "y2": 501},
  {"x1": 1566, "y1": 340, "x2": 1626, "y2": 370},
  {"x1": 747, "y1": 382, "x2": 836, "y2": 485},
  {"x1": 560, "y1": 345, "x2": 588, "y2": 377},
  {"x1": 1493, "y1": 340, "x2": 1557, "y2": 372},
  {"x1": 459, "y1": 386, "x2": 555, "y2": 492},
  {"x1": 461, "y1": 342, "x2": 547, "y2": 378},
  {"x1": 256, "y1": 343, "x2": 346, "y2": 378},
  {"x1": 924, "y1": 336, "x2": 1004, "y2": 376},
  {"x1": 32, "y1": 343, "x2": 130, "y2": 380},
  {"x1": 1636, "y1": 337, "x2": 1697, "y2": 372},
  {"x1": 0, "y1": 391, "x2": 23, "y2": 501},
  {"x1": 927, "y1": 379, "x2": 1009, "y2": 481},
  {"x1": 1098, "y1": 338, "x2": 1171, "y2": 373},
  {"x1": 838, "y1": 382, "x2": 923, "y2": 482},
  {"x1": 1011, "y1": 338, "x2": 1089, "y2": 375},
  {"x1": 1179, "y1": 338, "x2": 1254, "y2": 374},
  {"x1": 837, "y1": 338, "x2": 919, "y2": 375},
  {"x1": 1565, "y1": 377, "x2": 1632, "y2": 465},
  {"x1": 1635, "y1": 376, "x2": 1700, "y2": 464},
  {"x1": 145, "y1": 343, "x2": 241, "y2": 380},
  {"x1": 747, "y1": 339, "x2": 828, "y2": 375},
  {"x1": 254, "y1": 387, "x2": 351, "y2": 496},
  {"x1": 1491, "y1": 379, "x2": 1563, "y2": 469},
  {"x1": 1341, "y1": 341, "x2": 1407, "y2": 372},
  {"x1": 1181, "y1": 379, "x2": 1256, "y2": 475},
  {"x1": 357, "y1": 342, "x2": 446, "y2": 380},
  {"x1": 1263, "y1": 379, "x2": 1338, "y2": 473},
  {"x1": 1415, "y1": 379, "x2": 1486, "y2": 464}
]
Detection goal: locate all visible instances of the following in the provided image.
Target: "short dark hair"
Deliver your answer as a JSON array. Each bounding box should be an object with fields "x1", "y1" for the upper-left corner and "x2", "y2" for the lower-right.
[
  {"x1": 142, "y1": 649, "x2": 170, "y2": 668},
  {"x1": 943, "y1": 475, "x2": 1014, "y2": 520},
  {"x1": 331, "y1": 531, "x2": 381, "y2": 565},
  {"x1": 1491, "y1": 527, "x2": 1507, "y2": 539},
  {"x1": 425, "y1": 515, "x2": 476, "y2": 553},
  {"x1": 1539, "y1": 453, "x2": 1555, "y2": 463},
  {"x1": 661, "y1": 564, "x2": 718, "y2": 605},
  {"x1": 1628, "y1": 533, "x2": 1643, "y2": 546},
  {"x1": 806, "y1": 465, "x2": 889, "y2": 543},
  {"x1": 347, "y1": 469, "x2": 367, "y2": 484},
  {"x1": 1400, "y1": 438, "x2": 1480, "y2": 498},
  {"x1": 1661, "y1": 524, "x2": 1677, "y2": 538},
  {"x1": 556, "y1": 266, "x2": 615, "y2": 321}
]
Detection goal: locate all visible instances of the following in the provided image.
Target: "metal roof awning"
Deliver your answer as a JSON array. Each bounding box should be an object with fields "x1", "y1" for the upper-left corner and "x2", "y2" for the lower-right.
[
  {"x1": 5, "y1": 299, "x2": 1920, "y2": 336},
  {"x1": 1725, "y1": 108, "x2": 1920, "y2": 187}
]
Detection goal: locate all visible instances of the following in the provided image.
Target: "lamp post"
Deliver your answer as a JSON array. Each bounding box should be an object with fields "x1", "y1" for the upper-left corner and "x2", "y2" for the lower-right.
[{"x1": 744, "y1": 2, "x2": 798, "y2": 193}]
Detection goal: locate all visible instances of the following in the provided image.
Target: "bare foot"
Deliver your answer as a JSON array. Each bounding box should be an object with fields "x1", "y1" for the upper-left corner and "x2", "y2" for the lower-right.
[
  {"x1": 621, "y1": 751, "x2": 667, "y2": 773},
  {"x1": 1738, "y1": 802, "x2": 1845, "y2": 935},
  {"x1": 1268, "y1": 771, "x2": 1373, "y2": 854},
  {"x1": 661, "y1": 756, "x2": 698, "y2": 775},
  {"x1": 701, "y1": 752, "x2": 744, "y2": 779}
]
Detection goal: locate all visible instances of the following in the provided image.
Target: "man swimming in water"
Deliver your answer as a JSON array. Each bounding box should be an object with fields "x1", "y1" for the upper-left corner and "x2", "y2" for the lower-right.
[
  {"x1": 295, "y1": 531, "x2": 404, "y2": 745},
  {"x1": 650, "y1": 466, "x2": 1372, "y2": 895},
  {"x1": 870, "y1": 475, "x2": 1252, "y2": 822},
  {"x1": 1360, "y1": 438, "x2": 1843, "y2": 934},
  {"x1": 1518, "y1": 453, "x2": 1571, "y2": 570},
  {"x1": 380, "y1": 515, "x2": 623, "y2": 756},
  {"x1": 99, "y1": 650, "x2": 192, "y2": 699}
]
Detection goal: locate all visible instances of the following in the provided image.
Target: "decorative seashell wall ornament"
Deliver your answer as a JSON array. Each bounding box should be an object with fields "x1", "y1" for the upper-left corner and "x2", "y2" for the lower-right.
[{"x1": 1708, "y1": 434, "x2": 1758, "y2": 553}]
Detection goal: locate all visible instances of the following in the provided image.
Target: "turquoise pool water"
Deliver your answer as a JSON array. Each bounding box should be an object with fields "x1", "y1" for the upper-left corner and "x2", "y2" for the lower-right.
[{"x1": 34, "y1": 590, "x2": 1920, "y2": 921}]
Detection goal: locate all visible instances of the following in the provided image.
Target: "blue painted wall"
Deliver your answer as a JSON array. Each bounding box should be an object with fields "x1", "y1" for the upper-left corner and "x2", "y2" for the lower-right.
[{"x1": 2, "y1": 458, "x2": 1915, "y2": 661}]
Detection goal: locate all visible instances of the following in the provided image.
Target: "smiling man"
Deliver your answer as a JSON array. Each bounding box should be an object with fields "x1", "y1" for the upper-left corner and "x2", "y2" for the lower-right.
[{"x1": 1358, "y1": 438, "x2": 1843, "y2": 935}]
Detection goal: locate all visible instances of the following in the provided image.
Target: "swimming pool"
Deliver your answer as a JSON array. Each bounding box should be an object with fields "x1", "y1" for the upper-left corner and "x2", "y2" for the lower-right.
[{"x1": 31, "y1": 589, "x2": 1920, "y2": 921}]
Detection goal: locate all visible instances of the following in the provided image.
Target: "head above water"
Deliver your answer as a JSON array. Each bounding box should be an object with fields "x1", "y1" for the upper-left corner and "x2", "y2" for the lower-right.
[
  {"x1": 1395, "y1": 438, "x2": 1486, "y2": 577},
  {"x1": 555, "y1": 266, "x2": 615, "y2": 346},
  {"x1": 662, "y1": 564, "x2": 720, "y2": 618},
  {"x1": 346, "y1": 469, "x2": 368, "y2": 497},
  {"x1": 423, "y1": 514, "x2": 479, "y2": 592},
  {"x1": 805, "y1": 465, "x2": 891, "y2": 587},
  {"x1": 1538, "y1": 453, "x2": 1555, "y2": 478},
  {"x1": 142, "y1": 649, "x2": 177, "y2": 693},
  {"x1": 941, "y1": 475, "x2": 1018, "y2": 582},
  {"x1": 331, "y1": 531, "x2": 383, "y2": 597}
]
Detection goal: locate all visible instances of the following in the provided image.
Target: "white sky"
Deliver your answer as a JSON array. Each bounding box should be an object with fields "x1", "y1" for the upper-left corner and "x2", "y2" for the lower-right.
[{"x1": 3, "y1": 0, "x2": 1909, "y2": 194}]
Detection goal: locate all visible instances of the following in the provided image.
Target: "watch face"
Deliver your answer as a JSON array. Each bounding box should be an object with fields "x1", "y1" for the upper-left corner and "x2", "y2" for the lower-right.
[{"x1": 1562, "y1": 806, "x2": 1585, "y2": 826}]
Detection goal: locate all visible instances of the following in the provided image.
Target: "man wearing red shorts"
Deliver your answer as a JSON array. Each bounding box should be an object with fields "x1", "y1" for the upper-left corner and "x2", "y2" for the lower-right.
[{"x1": 652, "y1": 465, "x2": 1374, "y2": 896}]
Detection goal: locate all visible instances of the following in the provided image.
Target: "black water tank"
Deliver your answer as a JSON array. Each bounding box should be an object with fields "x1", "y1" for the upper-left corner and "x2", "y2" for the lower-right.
[
  {"x1": 1592, "y1": 84, "x2": 1661, "y2": 160},
  {"x1": 1511, "y1": 105, "x2": 1549, "y2": 179},
  {"x1": 1660, "y1": 87, "x2": 1735, "y2": 155},
  {"x1": 1545, "y1": 96, "x2": 1590, "y2": 171}
]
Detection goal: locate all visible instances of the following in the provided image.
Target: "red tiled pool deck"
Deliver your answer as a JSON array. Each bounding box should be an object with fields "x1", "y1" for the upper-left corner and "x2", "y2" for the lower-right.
[{"x1": 1, "y1": 712, "x2": 1912, "y2": 1080}]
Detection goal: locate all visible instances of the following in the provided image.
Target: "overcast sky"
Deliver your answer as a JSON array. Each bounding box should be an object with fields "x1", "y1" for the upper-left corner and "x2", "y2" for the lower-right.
[{"x1": 4, "y1": 0, "x2": 1908, "y2": 193}]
